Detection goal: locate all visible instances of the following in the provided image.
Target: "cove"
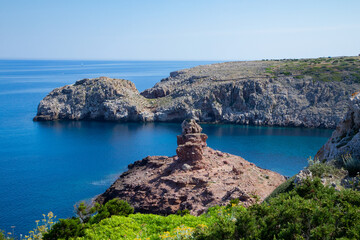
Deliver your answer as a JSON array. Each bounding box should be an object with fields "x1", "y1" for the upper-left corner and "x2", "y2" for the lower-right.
[
  {"x1": 0, "y1": 121, "x2": 332, "y2": 234},
  {"x1": 0, "y1": 60, "x2": 332, "y2": 235}
]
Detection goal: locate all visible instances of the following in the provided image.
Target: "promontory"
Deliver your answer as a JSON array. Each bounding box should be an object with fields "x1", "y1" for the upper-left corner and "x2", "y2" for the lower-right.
[
  {"x1": 96, "y1": 119, "x2": 286, "y2": 215},
  {"x1": 34, "y1": 56, "x2": 360, "y2": 128}
]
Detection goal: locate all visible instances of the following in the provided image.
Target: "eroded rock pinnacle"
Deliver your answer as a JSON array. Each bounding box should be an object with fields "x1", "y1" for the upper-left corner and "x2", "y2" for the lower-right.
[{"x1": 176, "y1": 120, "x2": 208, "y2": 169}]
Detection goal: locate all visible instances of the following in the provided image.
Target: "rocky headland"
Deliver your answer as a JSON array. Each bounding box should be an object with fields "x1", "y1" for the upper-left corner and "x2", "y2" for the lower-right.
[
  {"x1": 288, "y1": 91, "x2": 360, "y2": 191},
  {"x1": 315, "y1": 91, "x2": 360, "y2": 163},
  {"x1": 34, "y1": 57, "x2": 360, "y2": 128},
  {"x1": 96, "y1": 120, "x2": 286, "y2": 215}
]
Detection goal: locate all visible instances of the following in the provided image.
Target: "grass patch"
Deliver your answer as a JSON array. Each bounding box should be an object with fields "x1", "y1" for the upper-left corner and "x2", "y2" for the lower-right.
[
  {"x1": 307, "y1": 157, "x2": 345, "y2": 178},
  {"x1": 264, "y1": 56, "x2": 360, "y2": 83},
  {"x1": 343, "y1": 154, "x2": 360, "y2": 176}
]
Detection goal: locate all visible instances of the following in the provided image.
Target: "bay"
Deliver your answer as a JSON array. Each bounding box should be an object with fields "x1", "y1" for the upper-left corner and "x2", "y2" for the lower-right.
[{"x1": 0, "y1": 60, "x2": 332, "y2": 236}]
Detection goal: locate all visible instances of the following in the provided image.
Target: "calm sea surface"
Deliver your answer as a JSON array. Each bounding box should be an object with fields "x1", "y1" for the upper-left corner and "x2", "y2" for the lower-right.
[{"x1": 0, "y1": 60, "x2": 332, "y2": 235}]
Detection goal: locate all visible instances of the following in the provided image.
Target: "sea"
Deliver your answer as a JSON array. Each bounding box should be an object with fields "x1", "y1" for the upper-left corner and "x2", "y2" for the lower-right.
[{"x1": 0, "y1": 60, "x2": 333, "y2": 236}]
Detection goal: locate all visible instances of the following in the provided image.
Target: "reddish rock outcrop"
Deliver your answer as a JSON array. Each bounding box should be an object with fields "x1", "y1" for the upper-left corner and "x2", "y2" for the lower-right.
[
  {"x1": 176, "y1": 119, "x2": 208, "y2": 169},
  {"x1": 96, "y1": 120, "x2": 286, "y2": 215}
]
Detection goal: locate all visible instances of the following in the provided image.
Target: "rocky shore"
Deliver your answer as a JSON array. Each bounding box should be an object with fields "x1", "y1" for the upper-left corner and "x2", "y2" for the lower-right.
[
  {"x1": 34, "y1": 58, "x2": 360, "y2": 128},
  {"x1": 315, "y1": 91, "x2": 360, "y2": 163},
  {"x1": 96, "y1": 120, "x2": 286, "y2": 215}
]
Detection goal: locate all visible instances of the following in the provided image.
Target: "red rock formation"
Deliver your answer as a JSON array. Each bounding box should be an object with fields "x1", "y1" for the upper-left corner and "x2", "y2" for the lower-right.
[
  {"x1": 176, "y1": 119, "x2": 208, "y2": 169},
  {"x1": 96, "y1": 120, "x2": 286, "y2": 215}
]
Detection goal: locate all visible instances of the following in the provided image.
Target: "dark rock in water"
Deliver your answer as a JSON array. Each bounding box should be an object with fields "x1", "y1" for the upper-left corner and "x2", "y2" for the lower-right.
[
  {"x1": 96, "y1": 120, "x2": 286, "y2": 216},
  {"x1": 315, "y1": 91, "x2": 360, "y2": 163},
  {"x1": 34, "y1": 61, "x2": 360, "y2": 128}
]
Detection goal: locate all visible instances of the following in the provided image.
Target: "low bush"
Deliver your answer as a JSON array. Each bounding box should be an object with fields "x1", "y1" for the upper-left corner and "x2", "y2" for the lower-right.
[
  {"x1": 307, "y1": 157, "x2": 344, "y2": 178},
  {"x1": 89, "y1": 198, "x2": 134, "y2": 224},
  {"x1": 194, "y1": 202, "x2": 244, "y2": 240},
  {"x1": 43, "y1": 218, "x2": 84, "y2": 240},
  {"x1": 176, "y1": 209, "x2": 190, "y2": 216},
  {"x1": 43, "y1": 199, "x2": 134, "y2": 239},
  {"x1": 264, "y1": 175, "x2": 295, "y2": 201},
  {"x1": 235, "y1": 178, "x2": 360, "y2": 240},
  {"x1": 81, "y1": 213, "x2": 213, "y2": 239},
  {"x1": 343, "y1": 154, "x2": 360, "y2": 176}
]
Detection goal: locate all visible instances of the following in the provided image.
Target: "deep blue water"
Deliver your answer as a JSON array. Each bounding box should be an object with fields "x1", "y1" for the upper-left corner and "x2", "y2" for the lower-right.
[{"x1": 0, "y1": 60, "x2": 332, "y2": 236}]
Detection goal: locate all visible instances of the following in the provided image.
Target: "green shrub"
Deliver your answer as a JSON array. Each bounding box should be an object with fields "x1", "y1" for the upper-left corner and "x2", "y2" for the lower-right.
[
  {"x1": 307, "y1": 157, "x2": 344, "y2": 178},
  {"x1": 194, "y1": 204, "x2": 245, "y2": 240},
  {"x1": 176, "y1": 209, "x2": 190, "y2": 216},
  {"x1": 235, "y1": 178, "x2": 360, "y2": 240},
  {"x1": 194, "y1": 178, "x2": 360, "y2": 239},
  {"x1": 343, "y1": 154, "x2": 360, "y2": 176},
  {"x1": 89, "y1": 198, "x2": 134, "y2": 224},
  {"x1": 282, "y1": 71, "x2": 292, "y2": 76},
  {"x1": 43, "y1": 217, "x2": 85, "y2": 240},
  {"x1": 264, "y1": 175, "x2": 295, "y2": 201},
  {"x1": 80, "y1": 213, "x2": 213, "y2": 239},
  {"x1": 74, "y1": 201, "x2": 93, "y2": 223},
  {"x1": 44, "y1": 200, "x2": 134, "y2": 239},
  {"x1": 81, "y1": 216, "x2": 141, "y2": 239}
]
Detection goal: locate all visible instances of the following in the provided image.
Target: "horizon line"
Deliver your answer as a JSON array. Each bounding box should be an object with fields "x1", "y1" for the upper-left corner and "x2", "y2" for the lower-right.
[{"x1": 0, "y1": 55, "x2": 357, "y2": 62}]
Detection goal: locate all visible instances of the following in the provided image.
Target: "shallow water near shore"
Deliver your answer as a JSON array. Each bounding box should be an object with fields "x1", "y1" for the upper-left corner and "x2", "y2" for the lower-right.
[{"x1": 0, "y1": 60, "x2": 332, "y2": 235}]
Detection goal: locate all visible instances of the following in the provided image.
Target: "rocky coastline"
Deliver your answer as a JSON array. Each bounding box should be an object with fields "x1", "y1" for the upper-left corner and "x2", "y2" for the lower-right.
[
  {"x1": 96, "y1": 120, "x2": 286, "y2": 215},
  {"x1": 315, "y1": 91, "x2": 360, "y2": 163},
  {"x1": 34, "y1": 59, "x2": 360, "y2": 128}
]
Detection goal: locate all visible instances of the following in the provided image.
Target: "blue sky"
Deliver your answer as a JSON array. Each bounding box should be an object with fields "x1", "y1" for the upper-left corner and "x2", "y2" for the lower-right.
[{"x1": 0, "y1": 0, "x2": 359, "y2": 60}]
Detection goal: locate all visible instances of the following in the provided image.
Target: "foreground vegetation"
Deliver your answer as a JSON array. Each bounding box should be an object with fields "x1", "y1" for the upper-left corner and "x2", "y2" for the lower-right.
[
  {"x1": 19, "y1": 177, "x2": 357, "y2": 239},
  {"x1": 3, "y1": 159, "x2": 360, "y2": 239}
]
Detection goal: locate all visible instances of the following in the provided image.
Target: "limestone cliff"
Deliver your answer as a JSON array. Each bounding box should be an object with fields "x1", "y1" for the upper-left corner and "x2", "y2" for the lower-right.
[
  {"x1": 34, "y1": 58, "x2": 360, "y2": 128},
  {"x1": 315, "y1": 91, "x2": 360, "y2": 163},
  {"x1": 33, "y1": 77, "x2": 154, "y2": 121}
]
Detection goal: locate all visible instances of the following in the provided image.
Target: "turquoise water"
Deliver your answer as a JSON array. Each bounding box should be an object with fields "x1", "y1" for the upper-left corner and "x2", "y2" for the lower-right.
[{"x1": 0, "y1": 60, "x2": 332, "y2": 236}]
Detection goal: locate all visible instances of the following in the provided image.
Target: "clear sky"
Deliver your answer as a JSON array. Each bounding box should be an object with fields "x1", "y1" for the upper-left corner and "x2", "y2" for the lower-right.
[{"x1": 0, "y1": 0, "x2": 359, "y2": 60}]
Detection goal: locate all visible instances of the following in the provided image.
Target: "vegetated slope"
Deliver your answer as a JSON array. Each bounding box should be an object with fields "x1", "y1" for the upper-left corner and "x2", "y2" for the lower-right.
[
  {"x1": 34, "y1": 56, "x2": 360, "y2": 128},
  {"x1": 43, "y1": 178, "x2": 360, "y2": 240}
]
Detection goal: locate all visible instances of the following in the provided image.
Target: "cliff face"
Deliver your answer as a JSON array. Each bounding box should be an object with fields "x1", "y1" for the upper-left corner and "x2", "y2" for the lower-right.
[
  {"x1": 34, "y1": 60, "x2": 360, "y2": 128},
  {"x1": 315, "y1": 91, "x2": 360, "y2": 163},
  {"x1": 96, "y1": 120, "x2": 285, "y2": 215},
  {"x1": 33, "y1": 77, "x2": 154, "y2": 122}
]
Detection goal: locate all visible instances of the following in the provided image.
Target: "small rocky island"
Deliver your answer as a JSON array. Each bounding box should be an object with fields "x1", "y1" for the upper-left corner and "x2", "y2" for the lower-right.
[
  {"x1": 33, "y1": 57, "x2": 360, "y2": 128},
  {"x1": 96, "y1": 120, "x2": 286, "y2": 215}
]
